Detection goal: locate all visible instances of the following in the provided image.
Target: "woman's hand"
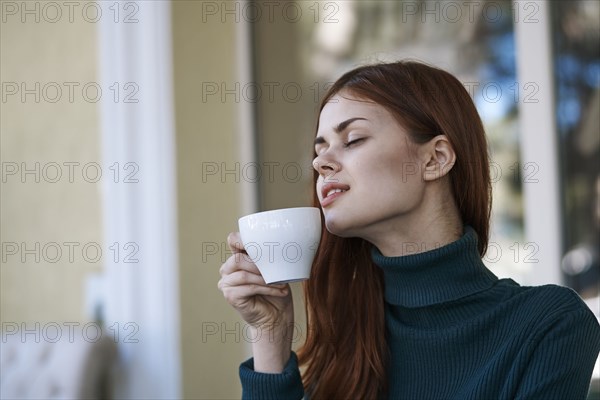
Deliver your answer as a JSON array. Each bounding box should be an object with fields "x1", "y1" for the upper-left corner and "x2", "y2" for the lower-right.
[
  {"x1": 218, "y1": 232, "x2": 293, "y2": 327},
  {"x1": 218, "y1": 232, "x2": 294, "y2": 372}
]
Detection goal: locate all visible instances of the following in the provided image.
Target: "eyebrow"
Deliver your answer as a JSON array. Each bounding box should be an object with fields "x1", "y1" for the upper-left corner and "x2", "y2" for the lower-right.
[{"x1": 314, "y1": 117, "x2": 368, "y2": 146}]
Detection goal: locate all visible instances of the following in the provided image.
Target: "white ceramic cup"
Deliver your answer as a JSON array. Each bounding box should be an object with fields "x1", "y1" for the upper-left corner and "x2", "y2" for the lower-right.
[{"x1": 238, "y1": 207, "x2": 322, "y2": 284}]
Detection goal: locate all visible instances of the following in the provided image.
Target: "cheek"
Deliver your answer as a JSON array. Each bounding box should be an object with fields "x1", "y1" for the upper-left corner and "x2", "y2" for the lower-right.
[
  {"x1": 392, "y1": 161, "x2": 423, "y2": 186},
  {"x1": 363, "y1": 150, "x2": 422, "y2": 189},
  {"x1": 362, "y1": 161, "x2": 426, "y2": 215}
]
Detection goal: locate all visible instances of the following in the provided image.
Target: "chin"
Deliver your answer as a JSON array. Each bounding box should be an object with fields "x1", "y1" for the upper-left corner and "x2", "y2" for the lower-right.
[{"x1": 323, "y1": 214, "x2": 358, "y2": 238}]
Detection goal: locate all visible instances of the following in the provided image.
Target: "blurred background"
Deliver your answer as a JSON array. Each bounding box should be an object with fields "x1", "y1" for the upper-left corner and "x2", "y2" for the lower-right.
[{"x1": 1, "y1": 0, "x2": 598, "y2": 398}]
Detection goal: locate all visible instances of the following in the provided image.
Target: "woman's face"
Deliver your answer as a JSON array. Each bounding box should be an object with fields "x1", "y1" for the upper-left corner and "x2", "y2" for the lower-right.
[{"x1": 313, "y1": 91, "x2": 429, "y2": 240}]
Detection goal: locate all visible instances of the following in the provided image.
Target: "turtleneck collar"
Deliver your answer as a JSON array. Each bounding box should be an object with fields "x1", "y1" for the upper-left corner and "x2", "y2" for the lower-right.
[{"x1": 371, "y1": 226, "x2": 498, "y2": 308}]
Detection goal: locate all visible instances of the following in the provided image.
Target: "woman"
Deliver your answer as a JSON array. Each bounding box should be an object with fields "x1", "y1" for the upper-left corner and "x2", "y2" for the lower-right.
[{"x1": 218, "y1": 61, "x2": 600, "y2": 399}]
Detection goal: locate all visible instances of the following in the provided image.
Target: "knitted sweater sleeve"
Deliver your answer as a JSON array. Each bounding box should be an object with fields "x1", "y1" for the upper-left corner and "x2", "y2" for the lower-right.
[
  {"x1": 239, "y1": 351, "x2": 305, "y2": 400},
  {"x1": 514, "y1": 304, "x2": 600, "y2": 400}
]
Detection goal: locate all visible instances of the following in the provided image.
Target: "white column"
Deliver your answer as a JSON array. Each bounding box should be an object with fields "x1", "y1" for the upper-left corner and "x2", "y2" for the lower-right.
[
  {"x1": 97, "y1": 2, "x2": 181, "y2": 398},
  {"x1": 514, "y1": 1, "x2": 562, "y2": 285}
]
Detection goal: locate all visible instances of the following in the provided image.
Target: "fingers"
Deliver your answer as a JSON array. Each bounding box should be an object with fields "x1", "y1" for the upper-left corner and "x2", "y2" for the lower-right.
[
  {"x1": 222, "y1": 232, "x2": 259, "y2": 274},
  {"x1": 229, "y1": 284, "x2": 288, "y2": 299},
  {"x1": 220, "y1": 280, "x2": 289, "y2": 302},
  {"x1": 220, "y1": 251, "x2": 261, "y2": 276},
  {"x1": 219, "y1": 269, "x2": 267, "y2": 289},
  {"x1": 220, "y1": 231, "x2": 287, "y2": 295},
  {"x1": 227, "y1": 232, "x2": 245, "y2": 253},
  {"x1": 218, "y1": 270, "x2": 288, "y2": 299}
]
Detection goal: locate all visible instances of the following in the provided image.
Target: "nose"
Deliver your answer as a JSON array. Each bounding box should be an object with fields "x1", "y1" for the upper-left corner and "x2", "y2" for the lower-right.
[{"x1": 312, "y1": 153, "x2": 340, "y2": 178}]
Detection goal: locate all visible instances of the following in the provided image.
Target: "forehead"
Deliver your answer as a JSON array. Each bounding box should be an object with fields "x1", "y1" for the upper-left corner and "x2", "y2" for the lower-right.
[{"x1": 317, "y1": 92, "x2": 390, "y2": 133}]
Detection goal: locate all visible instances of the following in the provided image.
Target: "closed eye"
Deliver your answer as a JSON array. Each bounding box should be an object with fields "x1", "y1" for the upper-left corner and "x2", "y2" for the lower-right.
[{"x1": 343, "y1": 138, "x2": 365, "y2": 148}]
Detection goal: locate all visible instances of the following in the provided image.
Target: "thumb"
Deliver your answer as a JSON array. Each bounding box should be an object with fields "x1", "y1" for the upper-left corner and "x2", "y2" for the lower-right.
[{"x1": 227, "y1": 232, "x2": 246, "y2": 254}]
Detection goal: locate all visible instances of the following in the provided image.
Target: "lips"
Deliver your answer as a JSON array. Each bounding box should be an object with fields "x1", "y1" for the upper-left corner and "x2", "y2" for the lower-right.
[{"x1": 320, "y1": 183, "x2": 350, "y2": 207}]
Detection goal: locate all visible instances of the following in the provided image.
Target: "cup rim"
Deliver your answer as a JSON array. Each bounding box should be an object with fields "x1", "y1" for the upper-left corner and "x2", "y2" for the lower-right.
[{"x1": 238, "y1": 207, "x2": 320, "y2": 224}]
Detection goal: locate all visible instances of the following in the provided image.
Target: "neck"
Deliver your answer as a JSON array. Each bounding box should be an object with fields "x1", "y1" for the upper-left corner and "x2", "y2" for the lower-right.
[{"x1": 364, "y1": 185, "x2": 463, "y2": 257}]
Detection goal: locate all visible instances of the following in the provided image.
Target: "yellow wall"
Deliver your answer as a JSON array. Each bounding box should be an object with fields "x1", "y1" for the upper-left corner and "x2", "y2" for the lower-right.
[
  {"x1": 254, "y1": 9, "x2": 316, "y2": 211},
  {"x1": 172, "y1": 3, "x2": 247, "y2": 398},
  {"x1": 172, "y1": 3, "x2": 317, "y2": 396},
  {"x1": 252, "y1": 1, "x2": 316, "y2": 359},
  {"x1": 1, "y1": 10, "x2": 102, "y2": 324}
]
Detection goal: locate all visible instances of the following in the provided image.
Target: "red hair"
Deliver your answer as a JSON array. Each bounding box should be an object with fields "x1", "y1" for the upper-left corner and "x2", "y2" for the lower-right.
[{"x1": 297, "y1": 61, "x2": 492, "y2": 399}]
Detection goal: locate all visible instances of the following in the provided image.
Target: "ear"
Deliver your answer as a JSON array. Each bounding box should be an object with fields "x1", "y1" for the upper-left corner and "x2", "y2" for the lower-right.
[{"x1": 421, "y1": 135, "x2": 456, "y2": 182}]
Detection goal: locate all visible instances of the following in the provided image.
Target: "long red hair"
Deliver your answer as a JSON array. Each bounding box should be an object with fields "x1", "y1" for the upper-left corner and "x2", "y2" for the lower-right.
[{"x1": 297, "y1": 61, "x2": 492, "y2": 399}]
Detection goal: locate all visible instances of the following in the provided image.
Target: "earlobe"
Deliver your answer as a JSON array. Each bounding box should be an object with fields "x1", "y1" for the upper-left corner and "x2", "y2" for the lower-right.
[{"x1": 423, "y1": 135, "x2": 456, "y2": 182}]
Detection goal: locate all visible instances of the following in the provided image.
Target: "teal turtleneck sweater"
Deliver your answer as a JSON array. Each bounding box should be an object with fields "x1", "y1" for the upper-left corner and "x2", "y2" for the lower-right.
[{"x1": 239, "y1": 227, "x2": 600, "y2": 399}]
